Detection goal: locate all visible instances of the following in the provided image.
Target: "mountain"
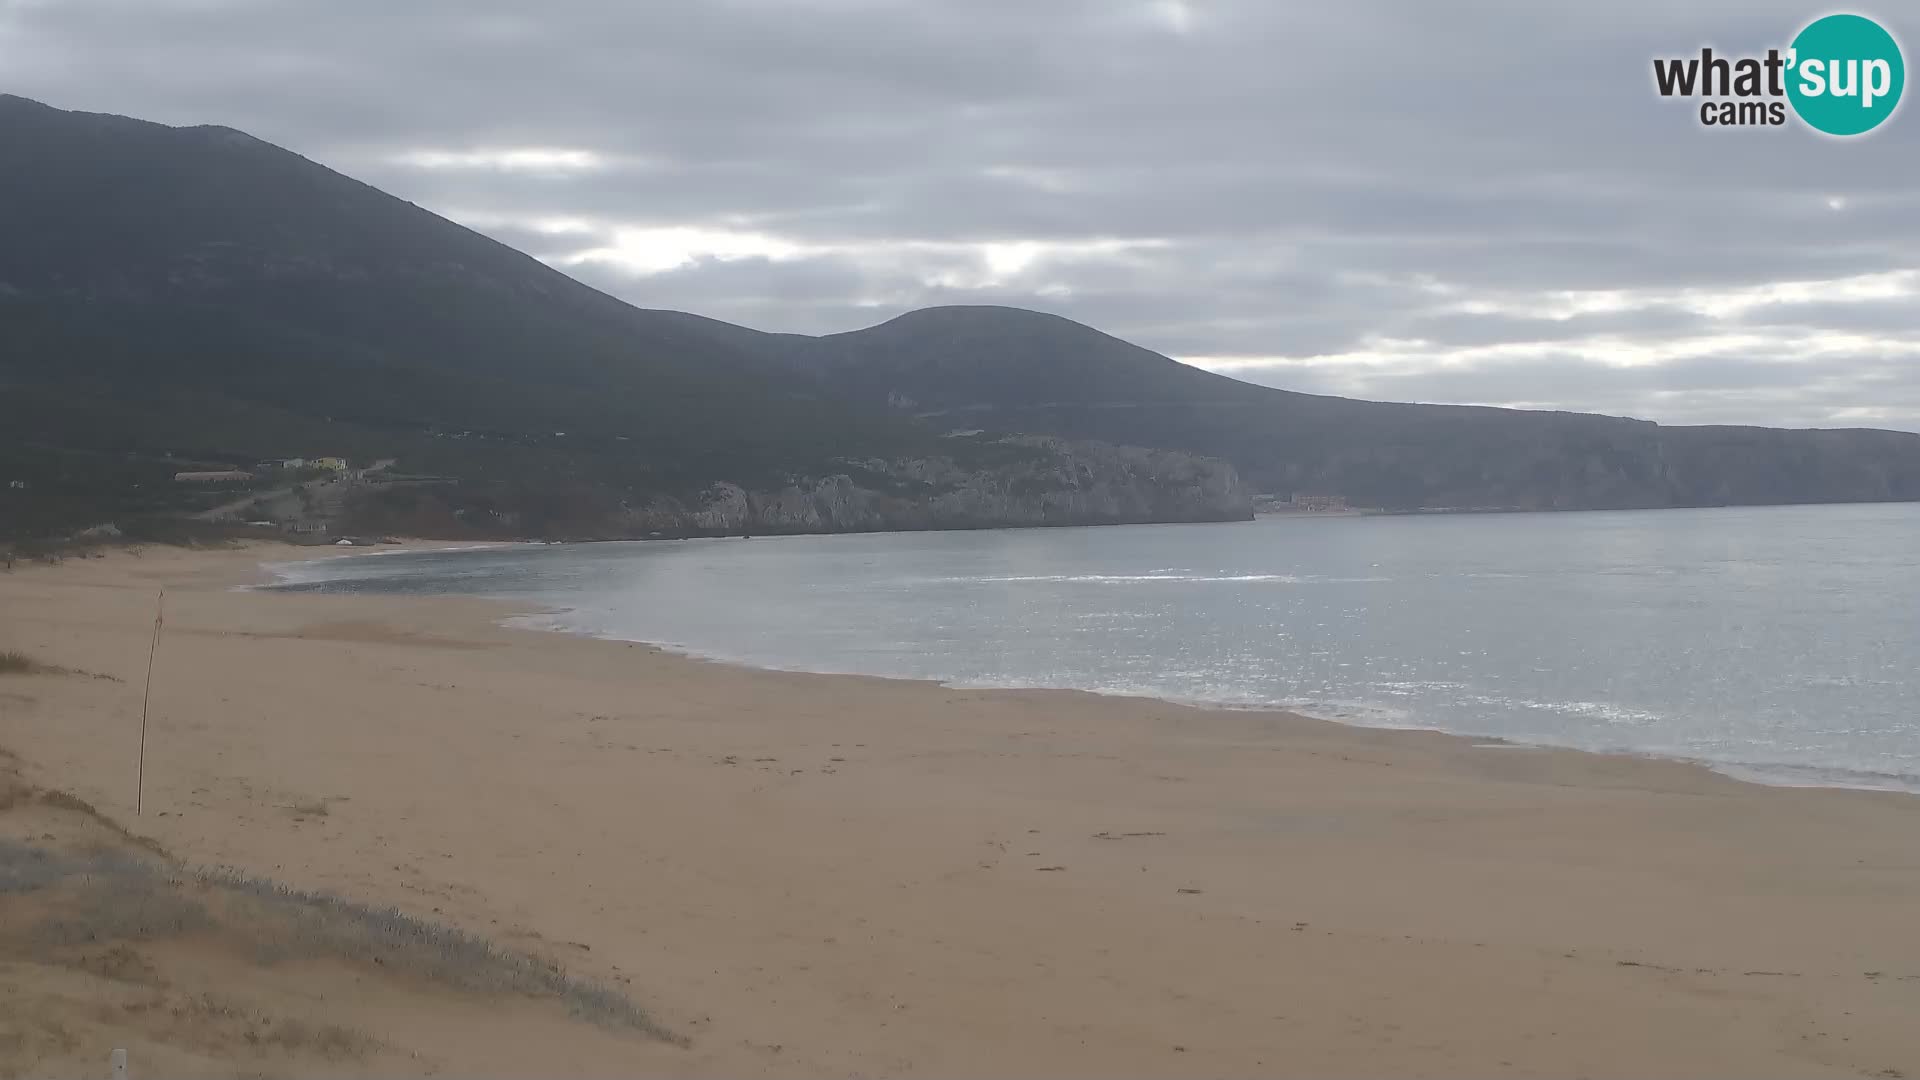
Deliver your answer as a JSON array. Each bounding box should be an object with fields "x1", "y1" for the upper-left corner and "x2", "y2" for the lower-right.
[
  {"x1": 2, "y1": 94, "x2": 1916, "y2": 543},
  {"x1": 772, "y1": 306, "x2": 1920, "y2": 511},
  {"x1": 780, "y1": 306, "x2": 1258, "y2": 408},
  {"x1": 0, "y1": 95, "x2": 1247, "y2": 538},
  {"x1": 0, "y1": 94, "x2": 891, "y2": 469}
]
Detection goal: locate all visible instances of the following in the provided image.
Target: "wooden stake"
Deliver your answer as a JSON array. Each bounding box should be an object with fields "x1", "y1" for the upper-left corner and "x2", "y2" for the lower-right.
[{"x1": 137, "y1": 588, "x2": 164, "y2": 815}]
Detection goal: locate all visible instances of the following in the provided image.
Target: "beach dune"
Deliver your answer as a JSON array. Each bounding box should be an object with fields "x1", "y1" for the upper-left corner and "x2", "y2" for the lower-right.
[{"x1": 3, "y1": 544, "x2": 1919, "y2": 1077}]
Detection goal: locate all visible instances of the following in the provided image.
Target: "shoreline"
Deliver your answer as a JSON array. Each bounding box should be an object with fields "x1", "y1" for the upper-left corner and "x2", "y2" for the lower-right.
[
  {"x1": 266, "y1": 541, "x2": 1920, "y2": 799},
  {"x1": 7, "y1": 541, "x2": 1920, "y2": 1076},
  {"x1": 524, "y1": 624, "x2": 1920, "y2": 799}
]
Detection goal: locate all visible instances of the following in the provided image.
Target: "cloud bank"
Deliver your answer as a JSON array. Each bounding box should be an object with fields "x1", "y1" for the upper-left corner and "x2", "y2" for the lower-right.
[{"x1": 6, "y1": 0, "x2": 1916, "y2": 429}]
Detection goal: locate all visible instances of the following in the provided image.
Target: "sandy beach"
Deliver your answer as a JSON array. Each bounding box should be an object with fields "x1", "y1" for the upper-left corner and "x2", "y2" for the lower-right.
[{"x1": 4, "y1": 542, "x2": 1920, "y2": 1077}]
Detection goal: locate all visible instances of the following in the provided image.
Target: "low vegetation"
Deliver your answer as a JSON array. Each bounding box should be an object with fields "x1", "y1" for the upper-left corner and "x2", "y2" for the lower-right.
[
  {"x1": 0, "y1": 650, "x2": 45, "y2": 675},
  {"x1": 0, "y1": 650, "x2": 103, "y2": 681},
  {"x1": 0, "y1": 841, "x2": 672, "y2": 1038},
  {"x1": 0, "y1": 758, "x2": 681, "y2": 1075}
]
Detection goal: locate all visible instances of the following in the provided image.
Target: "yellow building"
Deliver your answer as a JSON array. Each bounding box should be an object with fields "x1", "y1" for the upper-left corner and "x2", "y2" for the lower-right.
[{"x1": 311, "y1": 457, "x2": 349, "y2": 472}]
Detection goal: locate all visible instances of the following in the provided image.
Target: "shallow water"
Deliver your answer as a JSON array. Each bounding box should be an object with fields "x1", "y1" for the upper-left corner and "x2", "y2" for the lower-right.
[{"x1": 269, "y1": 503, "x2": 1920, "y2": 790}]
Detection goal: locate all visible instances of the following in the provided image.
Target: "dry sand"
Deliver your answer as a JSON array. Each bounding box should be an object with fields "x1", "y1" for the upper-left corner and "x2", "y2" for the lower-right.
[{"x1": 2, "y1": 542, "x2": 1919, "y2": 1077}]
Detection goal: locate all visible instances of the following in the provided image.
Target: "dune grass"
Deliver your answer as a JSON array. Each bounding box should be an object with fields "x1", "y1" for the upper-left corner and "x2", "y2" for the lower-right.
[
  {"x1": 206, "y1": 866, "x2": 672, "y2": 1036},
  {"x1": 0, "y1": 650, "x2": 117, "y2": 681},
  {"x1": 0, "y1": 650, "x2": 43, "y2": 675},
  {"x1": 0, "y1": 839, "x2": 675, "y2": 1041},
  {"x1": 0, "y1": 775, "x2": 678, "y2": 1048}
]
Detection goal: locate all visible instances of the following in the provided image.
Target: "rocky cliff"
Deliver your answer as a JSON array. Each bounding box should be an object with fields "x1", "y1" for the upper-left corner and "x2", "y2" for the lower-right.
[{"x1": 613, "y1": 438, "x2": 1251, "y2": 535}]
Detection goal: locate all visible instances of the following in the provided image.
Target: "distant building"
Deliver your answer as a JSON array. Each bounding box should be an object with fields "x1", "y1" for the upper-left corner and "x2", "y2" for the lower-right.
[
  {"x1": 281, "y1": 458, "x2": 307, "y2": 469},
  {"x1": 174, "y1": 470, "x2": 255, "y2": 484},
  {"x1": 6, "y1": 480, "x2": 24, "y2": 490},
  {"x1": 1289, "y1": 493, "x2": 1348, "y2": 512},
  {"x1": 311, "y1": 457, "x2": 349, "y2": 472}
]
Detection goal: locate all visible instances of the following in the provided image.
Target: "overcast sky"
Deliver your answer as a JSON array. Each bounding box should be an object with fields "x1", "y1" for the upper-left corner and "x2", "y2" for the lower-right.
[{"x1": 5, "y1": 0, "x2": 1917, "y2": 430}]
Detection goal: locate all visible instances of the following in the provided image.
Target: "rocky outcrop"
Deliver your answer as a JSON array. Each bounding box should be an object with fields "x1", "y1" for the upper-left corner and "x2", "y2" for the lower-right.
[{"x1": 616, "y1": 437, "x2": 1251, "y2": 535}]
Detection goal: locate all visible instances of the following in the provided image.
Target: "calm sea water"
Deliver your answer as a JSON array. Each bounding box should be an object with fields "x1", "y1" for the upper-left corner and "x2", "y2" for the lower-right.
[{"x1": 267, "y1": 504, "x2": 1920, "y2": 790}]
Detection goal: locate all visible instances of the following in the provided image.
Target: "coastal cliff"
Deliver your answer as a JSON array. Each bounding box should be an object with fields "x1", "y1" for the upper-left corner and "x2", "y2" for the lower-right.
[
  {"x1": 614, "y1": 438, "x2": 1252, "y2": 535},
  {"x1": 330, "y1": 437, "x2": 1250, "y2": 540}
]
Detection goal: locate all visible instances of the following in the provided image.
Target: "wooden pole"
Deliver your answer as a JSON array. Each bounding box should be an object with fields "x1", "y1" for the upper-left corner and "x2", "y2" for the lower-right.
[{"x1": 137, "y1": 588, "x2": 164, "y2": 815}]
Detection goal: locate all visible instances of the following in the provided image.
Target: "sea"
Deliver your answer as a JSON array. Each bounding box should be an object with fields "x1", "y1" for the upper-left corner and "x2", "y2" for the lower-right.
[{"x1": 265, "y1": 502, "x2": 1920, "y2": 792}]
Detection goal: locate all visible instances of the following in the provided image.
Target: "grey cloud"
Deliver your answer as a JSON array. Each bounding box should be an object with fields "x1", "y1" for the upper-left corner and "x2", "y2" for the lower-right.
[
  {"x1": 1384, "y1": 306, "x2": 1721, "y2": 350},
  {"x1": 4, "y1": 0, "x2": 1917, "y2": 430},
  {"x1": 473, "y1": 223, "x2": 618, "y2": 262},
  {"x1": 1732, "y1": 295, "x2": 1920, "y2": 334},
  {"x1": 1223, "y1": 349, "x2": 1920, "y2": 431},
  {"x1": 564, "y1": 252, "x2": 883, "y2": 333}
]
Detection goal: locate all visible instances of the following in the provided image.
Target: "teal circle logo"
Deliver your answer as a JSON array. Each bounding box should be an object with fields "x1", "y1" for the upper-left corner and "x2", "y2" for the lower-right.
[{"x1": 1786, "y1": 14, "x2": 1905, "y2": 135}]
